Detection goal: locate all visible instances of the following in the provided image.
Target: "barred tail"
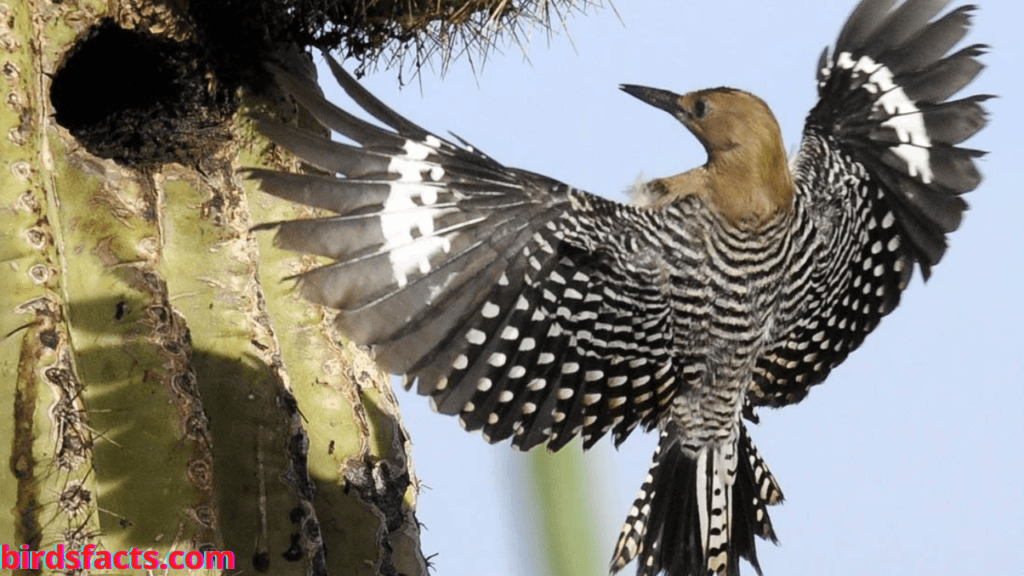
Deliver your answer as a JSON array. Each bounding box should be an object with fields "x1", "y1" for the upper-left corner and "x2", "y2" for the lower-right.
[{"x1": 610, "y1": 424, "x2": 783, "y2": 576}]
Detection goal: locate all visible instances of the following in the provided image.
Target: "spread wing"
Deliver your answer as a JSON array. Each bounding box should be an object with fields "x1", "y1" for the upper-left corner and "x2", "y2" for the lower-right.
[
  {"x1": 251, "y1": 55, "x2": 703, "y2": 451},
  {"x1": 750, "y1": 0, "x2": 990, "y2": 407}
]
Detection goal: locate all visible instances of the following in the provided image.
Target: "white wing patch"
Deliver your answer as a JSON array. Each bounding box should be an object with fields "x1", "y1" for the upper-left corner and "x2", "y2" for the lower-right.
[
  {"x1": 835, "y1": 51, "x2": 934, "y2": 184},
  {"x1": 380, "y1": 137, "x2": 454, "y2": 287}
]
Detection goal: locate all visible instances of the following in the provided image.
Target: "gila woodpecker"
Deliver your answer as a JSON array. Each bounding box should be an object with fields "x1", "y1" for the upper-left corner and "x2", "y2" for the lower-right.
[{"x1": 248, "y1": 0, "x2": 990, "y2": 574}]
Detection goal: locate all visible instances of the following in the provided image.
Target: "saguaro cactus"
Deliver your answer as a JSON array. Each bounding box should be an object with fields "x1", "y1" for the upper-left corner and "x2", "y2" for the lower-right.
[{"x1": 0, "y1": 2, "x2": 424, "y2": 574}]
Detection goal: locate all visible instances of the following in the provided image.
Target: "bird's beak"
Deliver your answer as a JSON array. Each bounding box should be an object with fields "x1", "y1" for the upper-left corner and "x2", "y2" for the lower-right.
[{"x1": 620, "y1": 84, "x2": 686, "y2": 117}]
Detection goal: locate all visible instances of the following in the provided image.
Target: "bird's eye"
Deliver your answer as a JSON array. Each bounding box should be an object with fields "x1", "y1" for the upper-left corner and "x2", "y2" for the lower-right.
[{"x1": 693, "y1": 98, "x2": 709, "y2": 119}]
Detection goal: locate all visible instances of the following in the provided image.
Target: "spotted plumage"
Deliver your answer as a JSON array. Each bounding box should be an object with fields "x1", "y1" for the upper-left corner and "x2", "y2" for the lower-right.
[{"x1": 248, "y1": 1, "x2": 989, "y2": 575}]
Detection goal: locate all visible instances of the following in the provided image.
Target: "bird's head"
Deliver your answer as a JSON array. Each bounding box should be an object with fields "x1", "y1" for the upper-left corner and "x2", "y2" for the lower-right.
[{"x1": 621, "y1": 84, "x2": 794, "y2": 223}]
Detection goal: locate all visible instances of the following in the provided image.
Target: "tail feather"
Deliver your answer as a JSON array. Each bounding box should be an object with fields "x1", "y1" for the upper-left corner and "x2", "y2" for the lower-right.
[{"x1": 611, "y1": 425, "x2": 782, "y2": 576}]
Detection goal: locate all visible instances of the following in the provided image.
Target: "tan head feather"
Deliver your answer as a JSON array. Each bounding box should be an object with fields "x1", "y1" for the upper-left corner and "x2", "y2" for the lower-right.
[{"x1": 624, "y1": 86, "x2": 795, "y2": 224}]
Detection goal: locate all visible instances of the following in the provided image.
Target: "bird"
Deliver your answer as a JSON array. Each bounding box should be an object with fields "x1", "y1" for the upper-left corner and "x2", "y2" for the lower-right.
[{"x1": 246, "y1": 0, "x2": 990, "y2": 574}]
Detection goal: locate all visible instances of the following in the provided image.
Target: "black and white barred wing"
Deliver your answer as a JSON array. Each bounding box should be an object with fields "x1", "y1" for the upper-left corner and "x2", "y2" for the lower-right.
[
  {"x1": 250, "y1": 55, "x2": 689, "y2": 452},
  {"x1": 750, "y1": 0, "x2": 990, "y2": 407}
]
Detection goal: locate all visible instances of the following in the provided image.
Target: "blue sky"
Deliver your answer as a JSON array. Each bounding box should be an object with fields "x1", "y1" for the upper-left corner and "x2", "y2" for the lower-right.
[{"x1": 314, "y1": 1, "x2": 1022, "y2": 574}]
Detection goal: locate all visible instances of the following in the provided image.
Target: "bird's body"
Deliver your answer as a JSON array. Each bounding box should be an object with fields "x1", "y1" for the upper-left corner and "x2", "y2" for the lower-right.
[{"x1": 249, "y1": 1, "x2": 990, "y2": 574}]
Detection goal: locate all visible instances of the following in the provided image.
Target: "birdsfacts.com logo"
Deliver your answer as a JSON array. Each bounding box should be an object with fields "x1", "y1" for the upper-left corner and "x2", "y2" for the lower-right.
[{"x1": 1, "y1": 543, "x2": 235, "y2": 570}]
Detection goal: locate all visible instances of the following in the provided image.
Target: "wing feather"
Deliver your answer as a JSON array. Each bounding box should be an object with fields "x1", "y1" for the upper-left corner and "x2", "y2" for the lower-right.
[
  {"x1": 751, "y1": 0, "x2": 989, "y2": 407},
  {"x1": 253, "y1": 54, "x2": 699, "y2": 450}
]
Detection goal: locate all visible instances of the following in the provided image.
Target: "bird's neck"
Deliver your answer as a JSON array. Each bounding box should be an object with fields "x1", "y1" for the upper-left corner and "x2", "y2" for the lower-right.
[{"x1": 652, "y1": 141, "x2": 795, "y2": 225}]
